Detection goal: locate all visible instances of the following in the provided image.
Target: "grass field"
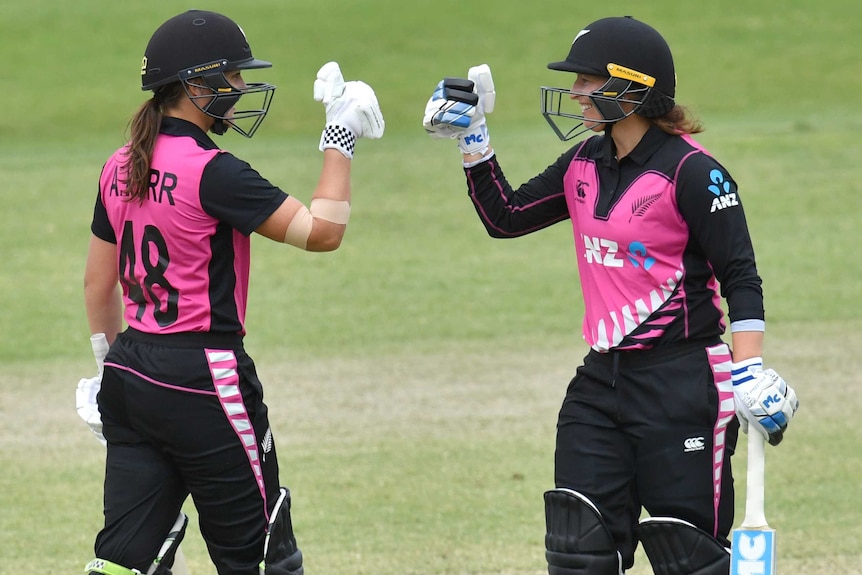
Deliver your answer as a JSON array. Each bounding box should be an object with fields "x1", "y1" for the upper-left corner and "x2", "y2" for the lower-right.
[{"x1": 1, "y1": 0, "x2": 861, "y2": 573}]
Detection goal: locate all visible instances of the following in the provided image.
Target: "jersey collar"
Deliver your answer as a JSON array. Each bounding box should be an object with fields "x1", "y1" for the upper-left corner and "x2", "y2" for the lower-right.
[
  {"x1": 595, "y1": 123, "x2": 672, "y2": 167},
  {"x1": 624, "y1": 124, "x2": 671, "y2": 166},
  {"x1": 160, "y1": 116, "x2": 220, "y2": 150}
]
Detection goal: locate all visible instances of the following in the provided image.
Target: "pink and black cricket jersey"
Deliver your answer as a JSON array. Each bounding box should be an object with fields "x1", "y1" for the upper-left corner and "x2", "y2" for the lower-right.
[
  {"x1": 464, "y1": 125, "x2": 764, "y2": 351},
  {"x1": 91, "y1": 118, "x2": 287, "y2": 335}
]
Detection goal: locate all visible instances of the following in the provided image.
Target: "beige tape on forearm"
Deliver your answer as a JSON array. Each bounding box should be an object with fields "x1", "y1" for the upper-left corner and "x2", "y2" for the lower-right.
[
  {"x1": 310, "y1": 198, "x2": 351, "y2": 225},
  {"x1": 283, "y1": 205, "x2": 313, "y2": 249},
  {"x1": 282, "y1": 199, "x2": 351, "y2": 249}
]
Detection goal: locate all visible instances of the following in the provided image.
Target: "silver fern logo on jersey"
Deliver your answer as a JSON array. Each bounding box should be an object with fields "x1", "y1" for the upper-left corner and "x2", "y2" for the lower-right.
[
  {"x1": 261, "y1": 427, "x2": 273, "y2": 459},
  {"x1": 630, "y1": 193, "x2": 662, "y2": 222}
]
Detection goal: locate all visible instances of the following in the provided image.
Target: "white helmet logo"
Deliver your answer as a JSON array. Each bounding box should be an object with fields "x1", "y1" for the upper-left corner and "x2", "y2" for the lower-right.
[{"x1": 572, "y1": 29, "x2": 591, "y2": 44}]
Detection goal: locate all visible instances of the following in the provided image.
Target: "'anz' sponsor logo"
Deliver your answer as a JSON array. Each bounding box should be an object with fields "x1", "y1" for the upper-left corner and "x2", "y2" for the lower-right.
[
  {"x1": 711, "y1": 193, "x2": 739, "y2": 212},
  {"x1": 707, "y1": 168, "x2": 739, "y2": 212}
]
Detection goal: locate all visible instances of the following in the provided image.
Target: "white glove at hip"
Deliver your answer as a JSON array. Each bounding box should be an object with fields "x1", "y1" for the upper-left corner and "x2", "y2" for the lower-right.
[
  {"x1": 423, "y1": 64, "x2": 495, "y2": 155},
  {"x1": 75, "y1": 333, "x2": 109, "y2": 446},
  {"x1": 731, "y1": 357, "x2": 799, "y2": 446},
  {"x1": 314, "y1": 61, "x2": 384, "y2": 159}
]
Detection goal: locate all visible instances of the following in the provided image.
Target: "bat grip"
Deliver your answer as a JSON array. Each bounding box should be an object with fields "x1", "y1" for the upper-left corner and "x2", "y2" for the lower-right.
[
  {"x1": 742, "y1": 430, "x2": 768, "y2": 528},
  {"x1": 90, "y1": 332, "x2": 109, "y2": 373}
]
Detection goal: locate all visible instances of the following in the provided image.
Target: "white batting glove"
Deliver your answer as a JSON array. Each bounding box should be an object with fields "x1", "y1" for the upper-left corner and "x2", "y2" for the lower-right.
[
  {"x1": 313, "y1": 61, "x2": 346, "y2": 106},
  {"x1": 423, "y1": 64, "x2": 495, "y2": 155},
  {"x1": 76, "y1": 376, "x2": 105, "y2": 446},
  {"x1": 314, "y1": 61, "x2": 385, "y2": 159},
  {"x1": 731, "y1": 357, "x2": 799, "y2": 446},
  {"x1": 75, "y1": 333, "x2": 109, "y2": 446}
]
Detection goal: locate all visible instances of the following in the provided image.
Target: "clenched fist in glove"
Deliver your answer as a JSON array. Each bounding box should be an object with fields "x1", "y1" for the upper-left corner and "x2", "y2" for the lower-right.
[
  {"x1": 731, "y1": 357, "x2": 799, "y2": 446},
  {"x1": 314, "y1": 61, "x2": 384, "y2": 159},
  {"x1": 423, "y1": 64, "x2": 496, "y2": 156},
  {"x1": 75, "y1": 333, "x2": 110, "y2": 446}
]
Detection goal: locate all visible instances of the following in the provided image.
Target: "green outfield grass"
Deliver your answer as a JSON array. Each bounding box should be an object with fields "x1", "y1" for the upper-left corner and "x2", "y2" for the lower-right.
[{"x1": 1, "y1": 0, "x2": 860, "y2": 573}]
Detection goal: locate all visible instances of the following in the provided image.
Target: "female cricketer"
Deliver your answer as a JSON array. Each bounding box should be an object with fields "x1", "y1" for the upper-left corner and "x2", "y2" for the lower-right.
[
  {"x1": 79, "y1": 9, "x2": 383, "y2": 575},
  {"x1": 423, "y1": 15, "x2": 798, "y2": 575}
]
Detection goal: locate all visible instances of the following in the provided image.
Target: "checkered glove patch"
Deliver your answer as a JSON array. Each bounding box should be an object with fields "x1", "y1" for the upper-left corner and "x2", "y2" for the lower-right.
[{"x1": 319, "y1": 124, "x2": 357, "y2": 159}]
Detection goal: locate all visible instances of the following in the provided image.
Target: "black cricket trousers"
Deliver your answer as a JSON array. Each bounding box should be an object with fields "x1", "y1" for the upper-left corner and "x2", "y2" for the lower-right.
[
  {"x1": 95, "y1": 328, "x2": 283, "y2": 575},
  {"x1": 554, "y1": 339, "x2": 740, "y2": 570}
]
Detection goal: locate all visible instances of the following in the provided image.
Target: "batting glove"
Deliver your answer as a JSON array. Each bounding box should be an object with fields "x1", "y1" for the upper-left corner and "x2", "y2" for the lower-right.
[
  {"x1": 423, "y1": 64, "x2": 495, "y2": 155},
  {"x1": 76, "y1": 375, "x2": 105, "y2": 446},
  {"x1": 75, "y1": 333, "x2": 109, "y2": 446},
  {"x1": 731, "y1": 357, "x2": 799, "y2": 446},
  {"x1": 314, "y1": 61, "x2": 384, "y2": 159}
]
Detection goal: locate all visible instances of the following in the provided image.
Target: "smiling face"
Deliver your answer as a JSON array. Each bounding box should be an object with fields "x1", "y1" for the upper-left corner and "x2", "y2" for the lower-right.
[{"x1": 571, "y1": 73, "x2": 611, "y2": 131}]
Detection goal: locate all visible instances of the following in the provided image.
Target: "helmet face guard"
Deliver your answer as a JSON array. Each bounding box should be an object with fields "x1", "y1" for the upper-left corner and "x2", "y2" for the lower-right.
[
  {"x1": 541, "y1": 63, "x2": 653, "y2": 141},
  {"x1": 178, "y1": 60, "x2": 275, "y2": 137},
  {"x1": 141, "y1": 10, "x2": 276, "y2": 137},
  {"x1": 542, "y1": 16, "x2": 676, "y2": 141}
]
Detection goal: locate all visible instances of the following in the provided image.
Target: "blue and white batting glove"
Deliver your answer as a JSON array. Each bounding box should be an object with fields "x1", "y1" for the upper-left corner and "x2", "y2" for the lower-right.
[
  {"x1": 423, "y1": 64, "x2": 495, "y2": 156},
  {"x1": 314, "y1": 62, "x2": 385, "y2": 159},
  {"x1": 731, "y1": 357, "x2": 799, "y2": 446}
]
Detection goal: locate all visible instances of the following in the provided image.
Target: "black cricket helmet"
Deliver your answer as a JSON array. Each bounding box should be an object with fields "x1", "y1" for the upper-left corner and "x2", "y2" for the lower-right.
[
  {"x1": 141, "y1": 10, "x2": 276, "y2": 137},
  {"x1": 541, "y1": 16, "x2": 676, "y2": 141}
]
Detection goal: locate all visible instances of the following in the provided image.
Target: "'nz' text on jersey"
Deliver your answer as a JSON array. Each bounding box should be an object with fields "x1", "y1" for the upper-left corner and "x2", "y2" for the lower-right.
[
  {"x1": 584, "y1": 236, "x2": 624, "y2": 267},
  {"x1": 583, "y1": 236, "x2": 656, "y2": 270}
]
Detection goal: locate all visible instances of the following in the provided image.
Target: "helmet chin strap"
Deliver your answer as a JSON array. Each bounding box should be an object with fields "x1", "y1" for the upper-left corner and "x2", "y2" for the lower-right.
[
  {"x1": 185, "y1": 72, "x2": 242, "y2": 137},
  {"x1": 602, "y1": 123, "x2": 617, "y2": 167},
  {"x1": 210, "y1": 119, "x2": 228, "y2": 135}
]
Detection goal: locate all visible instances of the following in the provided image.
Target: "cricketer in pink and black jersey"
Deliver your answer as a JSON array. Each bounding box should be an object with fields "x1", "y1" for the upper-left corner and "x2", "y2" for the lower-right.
[
  {"x1": 464, "y1": 124, "x2": 764, "y2": 352},
  {"x1": 88, "y1": 116, "x2": 291, "y2": 573},
  {"x1": 459, "y1": 123, "x2": 761, "y2": 565},
  {"x1": 91, "y1": 117, "x2": 287, "y2": 336}
]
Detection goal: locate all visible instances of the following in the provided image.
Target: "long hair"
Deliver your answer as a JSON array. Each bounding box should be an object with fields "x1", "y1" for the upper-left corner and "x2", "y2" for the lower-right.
[
  {"x1": 649, "y1": 104, "x2": 704, "y2": 135},
  {"x1": 121, "y1": 83, "x2": 184, "y2": 203}
]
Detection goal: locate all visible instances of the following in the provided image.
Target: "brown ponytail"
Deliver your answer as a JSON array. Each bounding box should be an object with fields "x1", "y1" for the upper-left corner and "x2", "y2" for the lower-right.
[
  {"x1": 121, "y1": 83, "x2": 184, "y2": 203},
  {"x1": 649, "y1": 104, "x2": 704, "y2": 136}
]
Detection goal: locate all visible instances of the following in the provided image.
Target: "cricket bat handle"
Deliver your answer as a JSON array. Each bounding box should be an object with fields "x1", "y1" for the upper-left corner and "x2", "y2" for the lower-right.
[
  {"x1": 742, "y1": 430, "x2": 768, "y2": 529},
  {"x1": 90, "y1": 332, "x2": 109, "y2": 373}
]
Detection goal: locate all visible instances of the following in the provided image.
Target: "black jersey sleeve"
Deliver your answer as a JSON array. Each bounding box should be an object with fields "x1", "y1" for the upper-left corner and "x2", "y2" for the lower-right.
[
  {"x1": 90, "y1": 186, "x2": 116, "y2": 243},
  {"x1": 200, "y1": 153, "x2": 289, "y2": 236},
  {"x1": 463, "y1": 149, "x2": 575, "y2": 238},
  {"x1": 676, "y1": 152, "x2": 764, "y2": 322}
]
